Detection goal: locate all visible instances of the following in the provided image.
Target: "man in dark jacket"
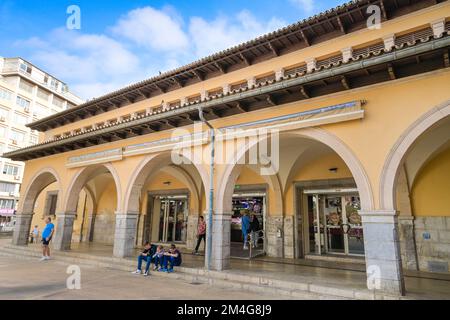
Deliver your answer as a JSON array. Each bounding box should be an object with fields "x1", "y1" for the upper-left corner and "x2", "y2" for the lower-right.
[
  {"x1": 249, "y1": 214, "x2": 261, "y2": 248},
  {"x1": 131, "y1": 242, "x2": 156, "y2": 276}
]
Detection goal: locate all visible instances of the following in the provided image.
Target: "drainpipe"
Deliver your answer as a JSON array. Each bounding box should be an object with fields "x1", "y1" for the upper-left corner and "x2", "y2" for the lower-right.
[{"x1": 197, "y1": 106, "x2": 215, "y2": 271}]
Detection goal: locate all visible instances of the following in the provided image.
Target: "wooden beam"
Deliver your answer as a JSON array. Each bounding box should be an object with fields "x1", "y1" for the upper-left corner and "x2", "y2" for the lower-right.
[
  {"x1": 444, "y1": 51, "x2": 449, "y2": 68},
  {"x1": 387, "y1": 63, "x2": 396, "y2": 80},
  {"x1": 138, "y1": 89, "x2": 150, "y2": 99},
  {"x1": 154, "y1": 83, "x2": 166, "y2": 94},
  {"x1": 235, "y1": 102, "x2": 247, "y2": 113},
  {"x1": 380, "y1": 0, "x2": 388, "y2": 20},
  {"x1": 172, "y1": 77, "x2": 184, "y2": 88},
  {"x1": 214, "y1": 61, "x2": 227, "y2": 74},
  {"x1": 300, "y1": 85, "x2": 310, "y2": 99},
  {"x1": 268, "y1": 42, "x2": 279, "y2": 57},
  {"x1": 239, "y1": 53, "x2": 251, "y2": 66},
  {"x1": 192, "y1": 69, "x2": 205, "y2": 81},
  {"x1": 266, "y1": 95, "x2": 277, "y2": 106},
  {"x1": 341, "y1": 76, "x2": 350, "y2": 90},
  {"x1": 336, "y1": 16, "x2": 346, "y2": 34},
  {"x1": 300, "y1": 29, "x2": 310, "y2": 46}
]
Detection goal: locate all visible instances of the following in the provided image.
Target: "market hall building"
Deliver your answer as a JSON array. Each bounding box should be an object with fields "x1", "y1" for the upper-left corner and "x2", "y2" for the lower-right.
[{"x1": 4, "y1": 0, "x2": 450, "y2": 296}]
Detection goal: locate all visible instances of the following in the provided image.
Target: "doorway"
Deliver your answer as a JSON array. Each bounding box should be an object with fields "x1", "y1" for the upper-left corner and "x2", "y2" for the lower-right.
[
  {"x1": 230, "y1": 190, "x2": 266, "y2": 258},
  {"x1": 148, "y1": 194, "x2": 189, "y2": 244},
  {"x1": 304, "y1": 188, "x2": 364, "y2": 256}
]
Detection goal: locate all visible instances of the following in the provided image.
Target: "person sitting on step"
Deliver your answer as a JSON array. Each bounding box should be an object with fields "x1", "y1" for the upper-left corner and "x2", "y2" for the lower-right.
[
  {"x1": 152, "y1": 245, "x2": 165, "y2": 271},
  {"x1": 159, "y1": 244, "x2": 182, "y2": 273},
  {"x1": 132, "y1": 242, "x2": 156, "y2": 276}
]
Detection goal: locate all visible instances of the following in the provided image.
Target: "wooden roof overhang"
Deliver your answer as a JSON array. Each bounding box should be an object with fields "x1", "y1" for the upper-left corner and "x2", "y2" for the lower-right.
[
  {"x1": 26, "y1": 0, "x2": 445, "y2": 132},
  {"x1": 6, "y1": 34, "x2": 450, "y2": 162}
]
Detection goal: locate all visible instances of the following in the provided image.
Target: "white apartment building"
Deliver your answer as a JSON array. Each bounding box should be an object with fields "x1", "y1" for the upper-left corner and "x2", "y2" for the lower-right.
[{"x1": 0, "y1": 56, "x2": 83, "y2": 225}]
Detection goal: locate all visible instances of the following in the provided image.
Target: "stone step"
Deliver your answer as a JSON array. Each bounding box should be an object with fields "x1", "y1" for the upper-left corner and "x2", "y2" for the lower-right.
[{"x1": 0, "y1": 245, "x2": 409, "y2": 300}]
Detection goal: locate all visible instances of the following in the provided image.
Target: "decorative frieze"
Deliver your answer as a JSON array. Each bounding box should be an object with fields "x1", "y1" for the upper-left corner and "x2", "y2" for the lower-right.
[
  {"x1": 431, "y1": 18, "x2": 446, "y2": 38},
  {"x1": 383, "y1": 34, "x2": 396, "y2": 52}
]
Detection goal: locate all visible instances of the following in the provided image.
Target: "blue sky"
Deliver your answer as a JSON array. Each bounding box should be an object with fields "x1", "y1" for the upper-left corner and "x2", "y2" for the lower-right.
[{"x1": 0, "y1": 0, "x2": 347, "y2": 99}]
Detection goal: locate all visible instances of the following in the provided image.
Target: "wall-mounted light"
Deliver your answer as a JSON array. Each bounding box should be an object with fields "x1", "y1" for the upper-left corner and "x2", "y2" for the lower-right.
[{"x1": 329, "y1": 167, "x2": 338, "y2": 173}]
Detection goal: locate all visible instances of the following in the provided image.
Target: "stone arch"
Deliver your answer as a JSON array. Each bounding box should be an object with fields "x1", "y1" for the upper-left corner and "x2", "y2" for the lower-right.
[
  {"x1": 13, "y1": 167, "x2": 61, "y2": 245},
  {"x1": 217, "y1": 127, "x2": 374, "y2": 213},
  {"x1": 380, "y1": 100, "x2": 450, "y2": 210},
  {"x1": 123, "y1": 151, "x2": 209, "y2": 215},
  {"x1": 64, "y1": 163, "x2": 122, "y2": 214},
  {"x1": 19, "y1": 167, "x2": 62, "y2": 214}
]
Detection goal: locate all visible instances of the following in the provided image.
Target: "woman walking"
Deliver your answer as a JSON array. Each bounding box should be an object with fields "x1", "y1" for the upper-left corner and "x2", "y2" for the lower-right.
[{"x1": 193, "y1": 216, "x2": 206, "y2": 255}]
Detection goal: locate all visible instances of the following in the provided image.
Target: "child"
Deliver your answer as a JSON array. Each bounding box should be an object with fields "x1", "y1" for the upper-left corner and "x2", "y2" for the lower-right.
[
  {"x1": 152, "y1": 245, "x2": 165, "y2": 271},
  {"x1": 132, "y1": 242, "x2": 155, "y2": 276},
  {"x1": 159, "y1": 244, "x2": 182, "y2": 273}
]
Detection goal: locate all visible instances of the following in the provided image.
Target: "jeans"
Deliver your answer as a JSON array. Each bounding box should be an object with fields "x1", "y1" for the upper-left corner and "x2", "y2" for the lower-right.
[
  {"x1": 195, "y1": 234, "x2": 206, "y2": 252},
  {"x1": 153, "y1": 255, "x2": 163, "y2": 268},
  {"x1": 242, "y1": 231, "x2": 248, "y2": 247},
  {"x1": 162, "y1": 256, "x2": 181, "y2": 270},
  {"x1": 137, "y1": 255, "x2": 152, "y2": 273}
]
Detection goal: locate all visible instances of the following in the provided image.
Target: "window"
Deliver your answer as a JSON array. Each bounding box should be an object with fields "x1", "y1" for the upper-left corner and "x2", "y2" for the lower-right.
[
  {"x1": 0, "y1": 126, "x2": 6, "y2": 138},
  {"x1": 37, "y1": 88, "x2": 50, "y2": 101},
  {"x1": 2, "y1": 164, "x2": 19, "y2": 176},
  {"x1": 50, "y1": 79, "x2": 59, "y2": 90},
  {"x1": 0, "y1": 182, "x2": 16, "y2": 193},
  {"x1": 16, "y1": 96, "x2": 30, "y2": 111},
  {"x1": 29, "y1": 135, "x2": 38, "y2": 145},
  {"x1": 44, "y1": 75, "x2": 49, "y2": 84},
  {"x1": 34, "y1": 103, "x2": 49, "y2": 118},
  {"x1": 14, "y1": 113, "x2": 29, "y2": 126},
  {"x1": 0, "y1": 108, "x2": 8, "y2": 121},
  {"x1": 19, "y1": 62, "x2": 32, "y2": 74},
  {"x1": 52, "y1": 96, "x2": 64, "y2": 108},
  {"x1": 9, "y1": 130, "x2": 25, "y2": 144},
  {"x1": 0, "y1": 87, "x2": 12, "y2": 101},
  {"x1": 44, "y1": 192, "x2": 58, "y2": 217},
  {"x1": 19, "y1": 79, "x2": 34, "y2": 94},
  {"x1": 0, "y1": 199, "x2": 15, "y2": 209}
]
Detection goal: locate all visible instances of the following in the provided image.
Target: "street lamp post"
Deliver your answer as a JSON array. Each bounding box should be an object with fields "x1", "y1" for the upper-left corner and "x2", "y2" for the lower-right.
[{"x1": 198, "y1": 106, "x2": 215, "y2": 271}]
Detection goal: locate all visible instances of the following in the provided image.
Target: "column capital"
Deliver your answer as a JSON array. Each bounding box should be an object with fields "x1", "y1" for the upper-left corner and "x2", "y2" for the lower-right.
[
  {"x1": 56, "y1": 212, "x2": 77, "y2": 218},
  {"x1": 359, "y1": 210, "x2": 398, "y2": 224},
  {"x1": 16, "y1": 212, "x2": 34, "y2": 217},
  {"x1": 115, "y1": 211, "x2": 140, "y2": 217}
]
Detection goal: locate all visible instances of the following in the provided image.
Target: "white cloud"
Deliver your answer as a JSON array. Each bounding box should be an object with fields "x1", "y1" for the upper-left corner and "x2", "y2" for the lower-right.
[
  {"x1": 189, "y1": 10, "x2": 286, "y2": 57},
  {"x1": 111, "y1": 6, "x2": 189, "y2": 51},
  {"x1": 16, "y1": 28, "x2": 141, "y2": 99},
  {"x1": 289, "y1": 0, "x2": 315, "y2": 14},
  {"x1": 14, "y1": 7, "x2": 287, "y2": 100}
]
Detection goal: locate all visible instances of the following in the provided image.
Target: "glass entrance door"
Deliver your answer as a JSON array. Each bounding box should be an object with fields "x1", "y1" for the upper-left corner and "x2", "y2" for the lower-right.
[
  {"x1": 306, "y1": 190, "x2": 364, "y2": 256},
  {"x1": 158, "y1": 196, "x2": 188, "y2": 243}
]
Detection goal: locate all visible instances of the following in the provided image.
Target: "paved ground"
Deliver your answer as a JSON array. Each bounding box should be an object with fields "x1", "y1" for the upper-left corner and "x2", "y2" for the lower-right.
[{"x1": 0, "y1": 255, "x2": 290, "y2": 300}]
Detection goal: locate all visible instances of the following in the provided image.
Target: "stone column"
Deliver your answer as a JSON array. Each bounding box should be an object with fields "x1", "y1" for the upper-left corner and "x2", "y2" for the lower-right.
[
  {"x1": 209, "y1": 212, "x2": 231, "y2": 271},
  {"x1": 398, "y1": 216, "x2": 419, "y2": 271},
  {"x1": 360, "y1": 210, "x2": 405, "y2": 296},
  {"x1": 53, "y1": 212, "x2": 77, "y2": 251},
  {"x1": 266, "y1": 216, "x2": 284, "y2": 258},
  {"x1": 12, "y1": 213, "x2": 33, "y2": 245},
  {"x1": 186, "y1": 214, "x2": 199, "y2": 250},
  {"x1": 283, "y1": 216, "x2": 295, "y2": 259},
  {"x1": 83, "y1": 213, "x2": 96, "y2": 242},
  {"x1": 113, "y1": 212, "x2": 138, "y2": 258}
]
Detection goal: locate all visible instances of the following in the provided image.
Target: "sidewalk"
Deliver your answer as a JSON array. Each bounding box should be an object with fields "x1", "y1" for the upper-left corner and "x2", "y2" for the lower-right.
[{"x1": 1, "y1": 239, "x2": 449, "y2": 300}]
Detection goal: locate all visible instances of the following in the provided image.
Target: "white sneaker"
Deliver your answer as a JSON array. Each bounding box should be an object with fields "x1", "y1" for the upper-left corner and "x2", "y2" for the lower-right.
[
  {"x1": 132, "y1": 270, "x2": 141, "y2": 274},
  {"x1": 243, "y1": 245, "x2": 248, "y2": 250},
  {"x1": 143, "y1": 271, "x2": 149, "y2": 277},
  {"x1": 39, "y1": 256, "x2": 46, "y2": 261},
  {"x1": 45, "y1": 256, "x2": 51, "y2": 260}
]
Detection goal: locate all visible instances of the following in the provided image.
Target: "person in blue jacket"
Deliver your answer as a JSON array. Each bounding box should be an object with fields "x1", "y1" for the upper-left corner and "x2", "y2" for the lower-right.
[{"x1": 241, "y1": 211, "x2": 251, "y2": 250}]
